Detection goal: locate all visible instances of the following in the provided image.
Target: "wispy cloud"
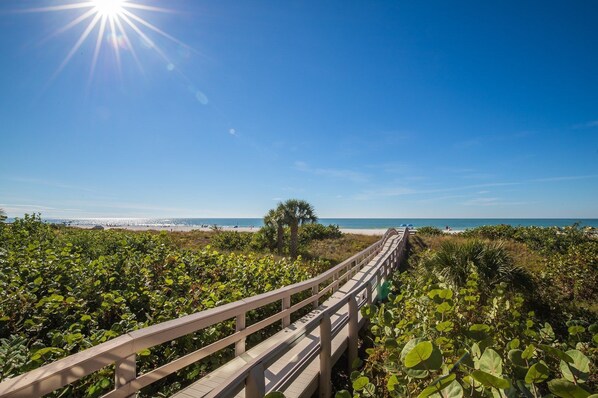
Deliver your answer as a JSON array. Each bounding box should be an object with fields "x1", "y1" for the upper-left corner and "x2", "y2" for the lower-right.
[
  {"x1": 5, "y1": 176, "x2": 98, "y2": 193},
  {"x1": 462, "y1": 197, "x2": 531, "y2": 207},
  {"x1": 571, "y1": 120, "x2": 598, "y2": 129},
  {"x1": 531, "y1": 174, "x2": 598, "y2": 182},
  {"x1": 294, "y1": 161, "x2": 368, "y2": 183}
]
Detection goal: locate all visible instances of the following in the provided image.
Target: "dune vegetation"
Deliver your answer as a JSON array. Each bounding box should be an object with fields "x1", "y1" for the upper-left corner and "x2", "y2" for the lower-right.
[
  {"x1": 0, "y1": 209, "x2": 372, "y2": 397},
  {"x1": 342, "y1": 225, "x2": 597, "y2": 398}
]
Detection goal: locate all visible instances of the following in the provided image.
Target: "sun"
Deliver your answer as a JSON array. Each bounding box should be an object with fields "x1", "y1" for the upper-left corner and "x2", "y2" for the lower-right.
[
  {"x1": 17, "y1": 0, "x2": 191, "y2": 84},
  {"x1": 92, "y1": 0, "x2": 126, "y2": 17}
]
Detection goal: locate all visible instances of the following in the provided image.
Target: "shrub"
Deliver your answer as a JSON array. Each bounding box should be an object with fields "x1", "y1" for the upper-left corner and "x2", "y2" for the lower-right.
[
  {"x1": 420, "y1": 239, "x2": 531, "y2": 290},
  {"x1": 209, "y1": 231, "x2": 252, "y2": 251},
  {"x1": 416, "y1": 226, "x2": 443, "y2": 236},
  {"x1": 299, "y1": 223, "x2": 342, "y2": 245}
]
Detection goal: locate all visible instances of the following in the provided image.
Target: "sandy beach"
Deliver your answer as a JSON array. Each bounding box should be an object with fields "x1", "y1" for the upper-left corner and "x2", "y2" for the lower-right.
[
  {"x1": 91, "y1": 225, "x2": 389, "y2": 235},
  {"x1": 76, "y1": 225, "x2": 463, "y2": 236}
]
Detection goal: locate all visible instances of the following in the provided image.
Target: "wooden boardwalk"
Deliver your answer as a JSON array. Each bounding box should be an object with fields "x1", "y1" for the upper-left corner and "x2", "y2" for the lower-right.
[{"x1": 0, "y1": 229, "x2": 408, "y2": 398}]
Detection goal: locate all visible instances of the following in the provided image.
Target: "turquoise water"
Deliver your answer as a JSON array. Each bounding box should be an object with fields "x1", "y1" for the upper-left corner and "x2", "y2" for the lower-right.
[{"x1": 41, "y1": 218, "x2": 598, "y2": 230}]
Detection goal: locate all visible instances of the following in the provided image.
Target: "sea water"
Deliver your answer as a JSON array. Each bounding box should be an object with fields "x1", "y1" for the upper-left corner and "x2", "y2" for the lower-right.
[{"x1": 40, "y1": 218, "x2": 598, "y2": 230}]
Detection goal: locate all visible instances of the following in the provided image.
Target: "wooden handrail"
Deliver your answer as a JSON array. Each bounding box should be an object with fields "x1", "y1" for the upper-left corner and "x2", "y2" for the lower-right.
[{"x1": 0, "y1": 228, "x2": 404, "y2": 398}]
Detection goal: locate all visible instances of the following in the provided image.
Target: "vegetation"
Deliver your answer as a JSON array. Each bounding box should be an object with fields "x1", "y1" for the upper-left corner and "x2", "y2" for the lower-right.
[
  {"x1": 339, "y1": 225, "x2": 597, "y2": 398},
  {"x1": 279, "y1": 199, "x2": 318, "y2": 258},
  {"x1": 417, "y1": 226, "x2": 444, "y2": 236},
  {"x1": 0, "y1": 214, "x2": 350, "y2": 397}
]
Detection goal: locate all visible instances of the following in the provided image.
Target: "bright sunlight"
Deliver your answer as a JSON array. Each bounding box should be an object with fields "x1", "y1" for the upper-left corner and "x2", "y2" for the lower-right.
[
  {"x1": 21, "y1": 0, "x2": 190, "y2": 83},
  {"x1": 92, "y1": 0, "x2": 125, "y2": 17}
]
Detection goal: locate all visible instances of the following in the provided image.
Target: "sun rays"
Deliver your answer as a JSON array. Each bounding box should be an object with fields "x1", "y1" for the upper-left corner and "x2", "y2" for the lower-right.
[{"x1": 19, "y1": 0, "x2": 189, "y2": 84}]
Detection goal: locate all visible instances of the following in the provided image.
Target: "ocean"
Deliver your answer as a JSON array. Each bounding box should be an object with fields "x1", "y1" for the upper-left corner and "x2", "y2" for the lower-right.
[{"x1": 40, "y1": 218, "x2": 598, "y2": 230}]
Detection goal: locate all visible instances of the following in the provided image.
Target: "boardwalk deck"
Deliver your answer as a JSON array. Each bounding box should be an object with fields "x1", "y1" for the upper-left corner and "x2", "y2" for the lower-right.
[{"x1": 173, "y1": 231, "x2": 404, "y2": 398}]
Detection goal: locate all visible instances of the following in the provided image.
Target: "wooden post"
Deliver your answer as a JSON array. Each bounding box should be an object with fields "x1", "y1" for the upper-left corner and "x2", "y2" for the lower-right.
[
  {"x1": 319, "y1": 313, "x2": 332, "y2": 398},
  {"x1": 235, "y1": 313, "x2": 246, "y2": 356},
  {"x1": 115, "y1": 354, "x2": 136, "y2": 397},
  {"x1": 282, "y1": 294, "x2": 291, "y2": 328},
  {"x1": 246, "y1": 363, "x2": 266, "y2": 398},
  {"x1": 348, "y1": 295, "x2": 358, "y2": 373},
  {"x1": 312, "y1": 285, "x2": 319, "y2": 309}
]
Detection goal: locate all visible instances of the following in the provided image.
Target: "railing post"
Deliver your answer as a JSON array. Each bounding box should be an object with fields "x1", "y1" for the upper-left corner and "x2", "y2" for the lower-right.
[
  {"x1": 312, "y1": 285, "x2": 319, "y2": 309},
  {"x1": 282, "y1": 294, "x2": 291, "y2": 328},
  {"x1": 115, "y1": 354, "x2": 136, "y2": 397},
  {"x1": 236, "y1": 313, "x2": 246, "y2": 355},
  {"x1": 348, "y1": 295, "x2": 358, "y2": 373},
  {"x1": 246, "y1": 362, "x2": 266, "y2": 398},
  {"x1": 319, "y1": 313, "x2": 332, "y2": 398}
]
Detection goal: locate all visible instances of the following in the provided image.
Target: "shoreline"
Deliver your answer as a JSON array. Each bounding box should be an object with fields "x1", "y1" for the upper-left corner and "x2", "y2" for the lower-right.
[{"x1": 72, "y1": 225, "x2": 464, "y2": 236}]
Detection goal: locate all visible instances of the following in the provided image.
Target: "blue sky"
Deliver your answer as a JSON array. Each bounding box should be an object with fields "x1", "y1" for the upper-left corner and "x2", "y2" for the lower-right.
[{"x1": 1, "y1": 0, "x2": 597, "y2": 218}]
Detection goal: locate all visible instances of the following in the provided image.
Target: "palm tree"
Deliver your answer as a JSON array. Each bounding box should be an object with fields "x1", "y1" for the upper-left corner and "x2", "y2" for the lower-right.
[
  {"x1": 264, "y1": 206, "x2": 286, "y2": 255},
  {"x1": 281, "y1": 199, "x2": 317, "y2": 258}
]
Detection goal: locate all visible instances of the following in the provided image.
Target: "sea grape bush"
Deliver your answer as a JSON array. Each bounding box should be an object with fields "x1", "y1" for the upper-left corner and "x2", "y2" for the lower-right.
[
  {"x1": 340, "y1": 261, "x2": 597, "y2": 397},
  {"x1": 0, "y1": 214, "x2": 322, "y2": 396},
  {"x1": 416, "y1": 227, "x2": 444, "y2": 236}
]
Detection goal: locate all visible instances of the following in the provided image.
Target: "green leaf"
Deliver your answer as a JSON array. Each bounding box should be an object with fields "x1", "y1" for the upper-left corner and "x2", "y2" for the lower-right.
[
  {"x1": 471, "y1": 370, "x2": 510, "y2": 390},
  {"x1": 99, "y1": 378, "x2": 111, "y2": 389},
  {"x1": 353, "y1": 376, "x2": 369, "y2": 391},
  {"x1": 404, "y1": 341, "x2": 433, "y2": 368},
  {"x1": 430, "y1": 381, "x2": 463, "y2": 398},
  {"x1": 417, "y1": 374, "x2": 456, "y2": 398},
  {"x1": 525, "y1": 362, "x2": 550, "y2": 384},
  {"x1": 406, "y1": 368, "x2": 430, "y2": 379},
  {"x1": 387, "y1": 375, "x2": 399, "y2": 392},
  {"x1": 478, "y1": 348, "x2": 502, "y2": 375},
  {"x1": 540, "y1": 323, "x2": 556, "y2": 341},
  {"x1": 538, "y1": 344, "x2": 574, "y2": 363},
  {"x1": 547, "y1": 379, "x2": 591, "y2": 398},
  {"x1": 361, "y1": 304, "x2": 378, "y2": 319},
  {"x1": 568, "y1": 326, "x2": 585, "y2": 336},
  {"x1": 516, "y1": 380, "x2": 534, "y2": 398},
  {"x1": 363, "y1": 383, "x2": 376, "y2": 397},
  {"x1": 468, "y1": 324, "x2": 491, "y2": 341},
  {"x1": 385, "y1": 338, "x2": 399, "y2": 348},
  {"x1": 508, "y1": 349, "x2": 526, "y2": 367},
  {"x1": 401, "y1": 338, "x2": 424, "y2": 362},
  {"x1": 436, "y1": 321, "x2": 454, "y2": 333},
  {"x1": 560, "y1": 350, "x2": 590, "y2": 383},
  {"x1": 521, "y1": 344, "x2": 535, "y2": 360},
  {"x1": 436, "y1": 301, "x2": 452, "y2": 314},
  {"x1": 509, "y1": 339, "x2": 520, "y2": 349},
  {"x1": 335, "y1": 391, "x2": 352, "y2": 398}
]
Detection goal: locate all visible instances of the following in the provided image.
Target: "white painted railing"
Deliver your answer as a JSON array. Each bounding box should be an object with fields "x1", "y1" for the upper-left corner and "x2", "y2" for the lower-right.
[{"x1": 0, "y1": 228, "x2": 408, "y2": 398}]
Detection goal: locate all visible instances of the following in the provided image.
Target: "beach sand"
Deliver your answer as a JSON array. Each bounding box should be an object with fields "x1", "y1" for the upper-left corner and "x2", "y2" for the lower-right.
[
  {"x1": 78, "y1": 225, "x2": 463, "y2": 236},
  {"x1": 77, "y1": 225, "x2": 390, "y2": 235}
]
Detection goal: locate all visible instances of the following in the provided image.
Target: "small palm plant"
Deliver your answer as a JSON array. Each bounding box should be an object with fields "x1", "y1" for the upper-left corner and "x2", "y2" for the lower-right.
[
  {"x1": 280, "y1": 199, "x2": 318, "y2": 258},
  {"x1": 422, "y1": 239, "x2": 530, "y2": 289},
  {"x1": 264, "y1": 206, "x2": 286, "y2": 255}
]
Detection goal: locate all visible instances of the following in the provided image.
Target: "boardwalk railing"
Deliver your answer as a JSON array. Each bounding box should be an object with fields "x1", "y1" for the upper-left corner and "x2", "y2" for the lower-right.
[{"x1": 0, "y1": 228, "x2": 408, "y2": 398}]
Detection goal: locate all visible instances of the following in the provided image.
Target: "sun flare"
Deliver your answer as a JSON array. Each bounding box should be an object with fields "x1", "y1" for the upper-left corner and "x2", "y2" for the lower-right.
[
  {"x1": 92, "y1": 0, "x2": 125, "y2": 17},
  {"x1": 19, "y1": 0, "x2": 190, "y2": 84}
]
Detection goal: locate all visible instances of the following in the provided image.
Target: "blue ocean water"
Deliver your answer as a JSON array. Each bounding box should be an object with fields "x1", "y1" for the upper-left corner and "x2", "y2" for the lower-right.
[{"x1": 40, "y1": 218, "x2": 598, "y2": 230}]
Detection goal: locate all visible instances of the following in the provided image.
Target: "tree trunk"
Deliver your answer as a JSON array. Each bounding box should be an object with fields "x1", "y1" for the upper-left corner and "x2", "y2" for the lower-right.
[
  {"x1": 290, "y1": 223, "x2": 299, "y2": 258},
  {"x1": 277, "y1": 223, "x2": 284, "y2": 255}
]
